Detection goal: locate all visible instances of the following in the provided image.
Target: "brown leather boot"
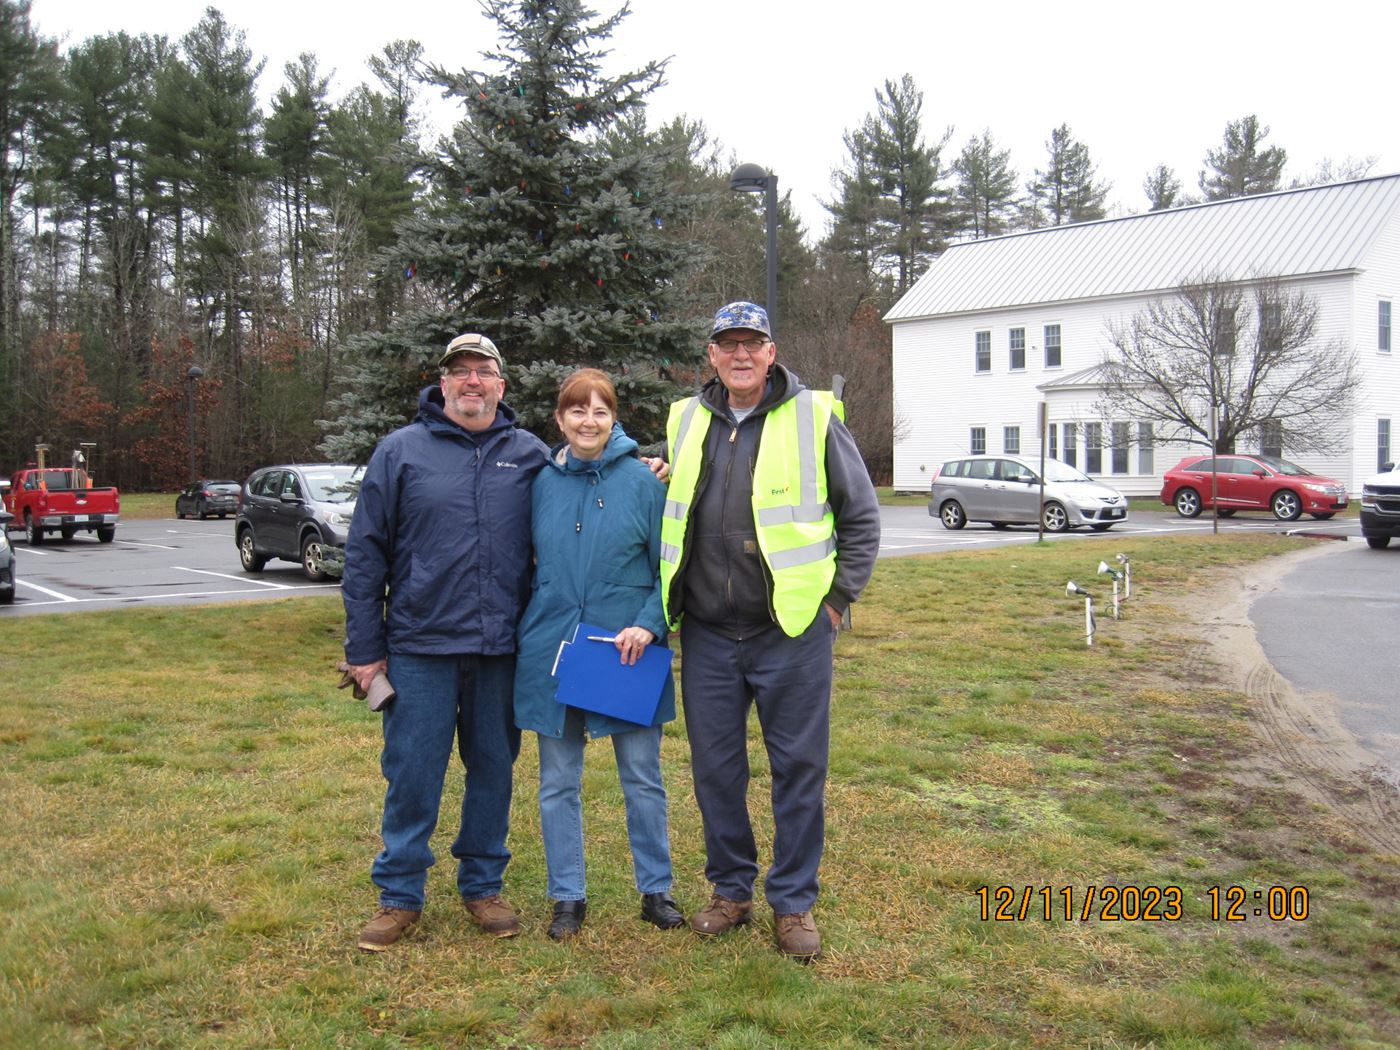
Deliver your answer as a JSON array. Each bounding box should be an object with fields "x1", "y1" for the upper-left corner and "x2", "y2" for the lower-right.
[
  {"x1": 463, "y1": 894, "x2": 521, "y2": 937},
  {"x1": 357, "y1": 906, "x2": 421, "y2": 952},
  {"x1": 773, "y1": 910, "x2": 821, "y2": 960},
  {"x1": 689, "y1": 894, "x2": 753, "y2": 935}
]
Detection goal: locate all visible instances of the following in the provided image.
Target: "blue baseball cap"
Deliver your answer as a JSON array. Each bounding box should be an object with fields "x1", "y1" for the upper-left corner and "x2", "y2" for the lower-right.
[{"x1": 710, "y1": 301, "x2": 771, "y2": 339}]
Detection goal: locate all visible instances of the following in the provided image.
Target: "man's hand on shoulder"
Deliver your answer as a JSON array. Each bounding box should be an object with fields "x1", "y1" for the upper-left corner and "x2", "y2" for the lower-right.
[{"x1": 642, "y1": 456, "x2": 670, "y2": 483}]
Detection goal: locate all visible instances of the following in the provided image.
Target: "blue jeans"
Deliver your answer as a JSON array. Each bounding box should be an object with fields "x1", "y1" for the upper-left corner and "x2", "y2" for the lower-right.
[
  {"x1": 537, "y1": 706, "x2": 674, "y2": 901},
  {"x1": 679, "y1": 613, "x2": 835, "y2": 914},
  {"x1": 373, "y1": 652, "x2": 521, "y2": 911}
]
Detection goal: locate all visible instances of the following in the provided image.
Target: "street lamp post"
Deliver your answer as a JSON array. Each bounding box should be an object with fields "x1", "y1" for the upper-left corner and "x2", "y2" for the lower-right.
[
  {"x1": 729, "y1": 162, "x2": 778, "y2": 338},
  {"x1": 185, "y1": 365, "x2": 204, "y2": 483}
]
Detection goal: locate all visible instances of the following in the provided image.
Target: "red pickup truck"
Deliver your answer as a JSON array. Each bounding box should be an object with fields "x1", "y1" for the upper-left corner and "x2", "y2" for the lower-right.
[{"x1": 3, "y1": 467, "x2": 120, "y2": 544}]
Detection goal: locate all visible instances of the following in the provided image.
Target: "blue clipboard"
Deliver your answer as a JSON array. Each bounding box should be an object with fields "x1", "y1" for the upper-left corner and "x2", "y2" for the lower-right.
[{"x1": 550, "y1": 622, "x2": 673, "y2": 726}]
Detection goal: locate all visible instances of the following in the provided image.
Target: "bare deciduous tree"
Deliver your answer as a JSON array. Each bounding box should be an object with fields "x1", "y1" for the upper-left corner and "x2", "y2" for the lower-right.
[{"x1": 1098, "y1": 276, "x2": 1359, "y2": 455}]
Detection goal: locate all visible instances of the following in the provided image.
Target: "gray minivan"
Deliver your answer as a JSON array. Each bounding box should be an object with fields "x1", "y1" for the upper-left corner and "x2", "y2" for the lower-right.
[{"x1": 928, "y1": 454, "x2": 1128, "y2": 532}]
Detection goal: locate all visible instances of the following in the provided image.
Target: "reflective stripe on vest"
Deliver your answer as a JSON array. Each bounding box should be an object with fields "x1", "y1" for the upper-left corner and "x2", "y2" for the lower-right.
[{"x1": 660, "y1": 389, "x2": 841, "y2": 637}]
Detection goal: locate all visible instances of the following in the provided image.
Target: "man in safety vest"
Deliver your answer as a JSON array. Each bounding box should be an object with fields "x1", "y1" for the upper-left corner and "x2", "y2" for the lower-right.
[{"x1": 661, "y1": 301, "x2": 880, "y2": 960}]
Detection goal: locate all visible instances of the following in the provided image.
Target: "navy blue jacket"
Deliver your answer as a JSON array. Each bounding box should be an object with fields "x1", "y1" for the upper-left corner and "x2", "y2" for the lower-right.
[
  {"x1": 342, "y1": 385, "x2": 550, "y2": 664},
  {"x1": 513, "y1": 424, "x2": 675, "y2": 739}
]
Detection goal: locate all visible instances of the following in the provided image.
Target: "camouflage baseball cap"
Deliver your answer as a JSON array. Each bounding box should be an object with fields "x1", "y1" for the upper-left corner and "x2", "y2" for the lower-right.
[
  {"x1": 710, "y1": 301, "x2": 771, "y2": 339},
  {"x1": 438, "y1": 332, "x2": 505, "y2": 371}
]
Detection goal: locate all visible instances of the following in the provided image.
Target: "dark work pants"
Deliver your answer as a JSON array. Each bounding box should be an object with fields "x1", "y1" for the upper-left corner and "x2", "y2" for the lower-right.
[{"x1": 679, "y1": 613, "x2": 835, "y2": 914}]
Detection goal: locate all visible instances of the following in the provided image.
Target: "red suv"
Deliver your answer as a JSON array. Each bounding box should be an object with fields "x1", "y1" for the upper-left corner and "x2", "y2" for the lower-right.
[{"x1": 1161, "y1": 454, "x2": 1348, "y2": 521}]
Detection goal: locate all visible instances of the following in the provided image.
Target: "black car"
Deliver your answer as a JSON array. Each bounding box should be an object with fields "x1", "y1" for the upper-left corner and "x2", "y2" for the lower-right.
[
  {"x1": 0, "y1": 510, "x2": 15, "y2": 603},
  {"x1": 175, "y1": 479, "x2": 241, "y2": 520},
  {"x1": 235, "y1": 464, "x2": 361, "y2": 582}
]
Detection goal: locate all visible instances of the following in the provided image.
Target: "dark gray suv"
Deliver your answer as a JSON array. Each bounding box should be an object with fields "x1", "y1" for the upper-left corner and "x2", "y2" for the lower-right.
[{"x1": 235, "y1": 463, "x2": 362, "y2": 581}]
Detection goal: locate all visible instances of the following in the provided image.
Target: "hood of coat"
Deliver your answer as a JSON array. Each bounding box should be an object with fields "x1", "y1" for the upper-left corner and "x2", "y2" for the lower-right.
[
  {"x1": 416, "y1": 383, "x2": 520, "y2": 439},
  {"x1": 549, "y1": 422, "x2": 638, "y2": 472},
  {"x1": 698, "y1": 361, "x2": 803, "y2": 420}
]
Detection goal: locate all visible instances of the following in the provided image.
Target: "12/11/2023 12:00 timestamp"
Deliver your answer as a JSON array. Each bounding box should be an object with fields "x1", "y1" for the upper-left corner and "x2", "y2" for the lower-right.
[{"x1": 974, "y1": 885, "x2": 1311, "y2": 923}]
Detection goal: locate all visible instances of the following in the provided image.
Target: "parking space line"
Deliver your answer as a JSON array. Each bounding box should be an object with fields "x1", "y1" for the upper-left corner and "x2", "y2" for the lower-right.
[
  {"x1": 118, "y1": 540, "x2": 180, "y2": 550},
  {"x1": 175, "y1": 566, "x2": 293, "y2": 589},
  {"x1": 15, "y1": 579, "x2": 79, "y2": 602},
  {"x1": 8, "y1": 584, "x2": 340, "y2": 608}
]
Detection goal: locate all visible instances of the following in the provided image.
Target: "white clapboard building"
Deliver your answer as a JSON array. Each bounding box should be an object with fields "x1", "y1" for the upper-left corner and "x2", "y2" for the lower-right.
[{"x1": 885, "y1": 175, "x2": 1400, "y2": 496}]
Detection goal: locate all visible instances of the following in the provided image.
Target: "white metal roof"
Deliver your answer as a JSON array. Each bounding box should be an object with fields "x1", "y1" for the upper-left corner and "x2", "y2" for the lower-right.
[{"x1": 885, "y1": 174, "x2": 1400, "y2": 322}]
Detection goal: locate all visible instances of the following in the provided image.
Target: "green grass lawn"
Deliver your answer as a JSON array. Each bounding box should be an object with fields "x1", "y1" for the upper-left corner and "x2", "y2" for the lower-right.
[{"x1": 2, "y1": 535, "x2": 1395, "y2": 1048}]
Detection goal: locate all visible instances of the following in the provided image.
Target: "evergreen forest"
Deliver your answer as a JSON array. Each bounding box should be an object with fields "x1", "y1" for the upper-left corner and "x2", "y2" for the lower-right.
[{"x1": 0, "y1": 0, "x2": 1371, "y2": 487}]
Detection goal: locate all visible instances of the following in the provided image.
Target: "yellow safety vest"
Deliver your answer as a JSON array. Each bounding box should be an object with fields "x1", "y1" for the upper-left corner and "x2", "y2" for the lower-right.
[{"x1": 660, "y1": 389, "x2": 842, "y2": 637}]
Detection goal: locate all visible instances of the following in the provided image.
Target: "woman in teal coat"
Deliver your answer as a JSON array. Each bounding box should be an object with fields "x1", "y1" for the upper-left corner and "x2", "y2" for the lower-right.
[{"x1": 514, "y1": 368, "x2": 682, "y2": 940}]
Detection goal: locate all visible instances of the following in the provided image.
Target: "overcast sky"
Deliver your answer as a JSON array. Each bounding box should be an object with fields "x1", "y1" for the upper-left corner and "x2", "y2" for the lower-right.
[{"x1": 29, "y1": 0, "x2": 1400, "y2": 239}]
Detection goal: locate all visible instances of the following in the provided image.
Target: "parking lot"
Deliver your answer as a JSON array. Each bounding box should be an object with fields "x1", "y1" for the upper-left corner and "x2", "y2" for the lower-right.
[{"x1": 0, "y1": 506, "x2": 1365, "y2": 615}]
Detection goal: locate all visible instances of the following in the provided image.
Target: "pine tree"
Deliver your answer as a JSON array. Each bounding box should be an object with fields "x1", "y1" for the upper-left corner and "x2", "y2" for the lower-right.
[
  {"x1": 952, "y1": 130, "x2": 1018, "y2": 239},
  {"x1": 825, "y1": 75, "x2": 949, "y2": 296},
  {"x1": 1028, "y1": 123, "x2": 1107, "y2": 226},
  {"x1": 321, "y1": 0, "x2": 704, "y2": 462},
  {"x1": 1143, "y1": 164, "x2": 1182, "y2": 211},
  {"x1": 1199, "y1": 114, "x2": 1286, "y2": 200}
]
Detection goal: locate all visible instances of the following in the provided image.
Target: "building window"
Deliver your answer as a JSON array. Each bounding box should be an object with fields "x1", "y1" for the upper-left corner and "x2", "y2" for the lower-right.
[
  {"x1": 1381, "y1": 418, "x2": 1392, "y2": 471},
  {"x1": 1048, "y1": 424, "x2": 1058, "y2": 461},
  {"x1": 1004, "y1": 426, "x2": 1020, "y2": 454},
  {"x1": 1213, "y1": 305, "x2": 1237, "y2": 358},
  {"x1": 1381, "y1": 301, "x2": 1392, "y2": 353},
  {"x1": 975, "y1": 331, "x2": 991, "y2": 372},
  {"x1": 1063, "y1": 422, "x2": 1077, "y2": 468},
  {"x1": 1259, "y1": 420, "x2": 1283, "y2": 459},
  {"x1": 1044, "y1": 324, "x2": 1061, "y2": 368},
  {"x1": 1111, "y1": 422, "x2": 1130, "y2": 474},
  {"x1": 1085, "y1": 422, "x2": 1103, "y2": 474},
  {"x1": 1259, "y1": 300, "x2": 1283, "y2": 354},
  {"x1": 970, "y1": 427, "x2": 986, "y2": 454},
  {"x1": 1137, "y1": 422, "x2": 1154, "y2": 474},
  {"x1": 1009, "y1": 328, "x2": 1025, "y2": 370}
]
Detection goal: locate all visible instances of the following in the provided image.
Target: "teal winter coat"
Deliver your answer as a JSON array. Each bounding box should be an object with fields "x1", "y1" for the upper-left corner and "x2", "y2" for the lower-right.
[{"x1": 513, "y1": 424, "x2": 675, "y2": 739}]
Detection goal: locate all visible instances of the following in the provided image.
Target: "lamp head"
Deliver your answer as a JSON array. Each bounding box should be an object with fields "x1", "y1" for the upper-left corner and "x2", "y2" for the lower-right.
[
  {"x1": 1066, "y1": 580, "x2": 1091, "y2": 597},
  {"x1": 1115, "y1": 553, "x2": 1128, "y2": 564},
  {"x1": 729, "y1": 162, "x2": 770, "y2": 193}
]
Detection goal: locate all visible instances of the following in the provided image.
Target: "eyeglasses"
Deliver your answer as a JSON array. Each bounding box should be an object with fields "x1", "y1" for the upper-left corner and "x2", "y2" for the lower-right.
[
  {"x1": 444, "y1": 366, "x2": 501, "y2": 381},
  {"x1": 712, "y1": 337, "x2": 769, "y2": 354}
]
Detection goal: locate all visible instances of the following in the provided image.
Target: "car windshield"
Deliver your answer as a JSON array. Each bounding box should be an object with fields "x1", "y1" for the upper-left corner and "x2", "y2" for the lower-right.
[
  {"x1": 1254, "y1": 455, "x2": 1313, "y2": 477},
  {"x1": 1042, "y1": 460, "x2": 1095, "y2": 484},
  {"x1": 206, "y1": 481, "x2": 239, "y2": 492},
  {"x1": 303, "y1": 466, "x2": 363, "y2": 503}
]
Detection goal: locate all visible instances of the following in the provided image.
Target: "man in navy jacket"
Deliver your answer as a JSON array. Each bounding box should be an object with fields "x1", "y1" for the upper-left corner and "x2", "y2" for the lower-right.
[{"x1": 343, "y1": 333, "x2": 549, "y2": 951}]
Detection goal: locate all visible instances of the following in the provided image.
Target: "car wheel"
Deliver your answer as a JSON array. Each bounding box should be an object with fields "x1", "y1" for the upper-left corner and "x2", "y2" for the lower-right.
[
  {"x1": 176, "y1": 502, "x2": 185, "y2": 520},
  {"x1": 1173, "y1": 488, "x2": 1202, "y2": 518},
  {"x1": 939, "y1": 500, "x2": 966, "y2": 530},
  {"x1": 97, "y1": 526, "x2": 115, "y2": 543},
  {"x1": 238, "y1": 529, "x2": 267, "y2": 572},
  {"x1": 1216, "y1": 508, "x2": 1236, "y2": 518},
  {"x1": 1271, "y1": 490, "x2": 1302, "y2": 521},
  {"x1": 1366, "y1": 535, "x2": 1391, "y2": 549},
  {"x1": 1090, "y1": 523, "x2": 1114, "y2": 532},
  {"x1": 0, "y1": 587, "x2": 12, "y2": 604},
  {"x1": 1309, "y1": 512, "x2": 1335, "y2": 520},
  {"x1": 24, "y1": 512, "x2": 43, "y2": 546},
  {"x1": 198, "y1": 504, "x2": 209, "y2": 520},
  {"x1": 1041, "y1": 501, "x2": 1070, "y2": 532},
  {"x1": 301, "y1": 533, "x2": 331, "y2": 582}
]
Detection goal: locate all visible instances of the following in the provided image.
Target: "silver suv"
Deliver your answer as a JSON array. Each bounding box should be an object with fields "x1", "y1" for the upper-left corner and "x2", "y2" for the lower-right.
[
  {"x1": 929, "y1": 454, "x2": 1128, "y2": 532},
  {"x1": 235, "y1": 463, "x2": 362, "y2": 581}
]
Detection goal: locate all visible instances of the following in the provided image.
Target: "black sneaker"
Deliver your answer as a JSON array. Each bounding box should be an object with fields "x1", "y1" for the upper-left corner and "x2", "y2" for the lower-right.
[
  {"x1": 548, "y1": 899, "x2": 587, "y2": 941},
  {"x1": 640, "y1": 892, "x2": 685, "y2": 929}
]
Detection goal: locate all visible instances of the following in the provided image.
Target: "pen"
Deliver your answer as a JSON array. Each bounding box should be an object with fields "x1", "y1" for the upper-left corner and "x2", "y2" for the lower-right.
[{"x1": 586, "y1": 635, "x2": 616, "y2": 643}]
